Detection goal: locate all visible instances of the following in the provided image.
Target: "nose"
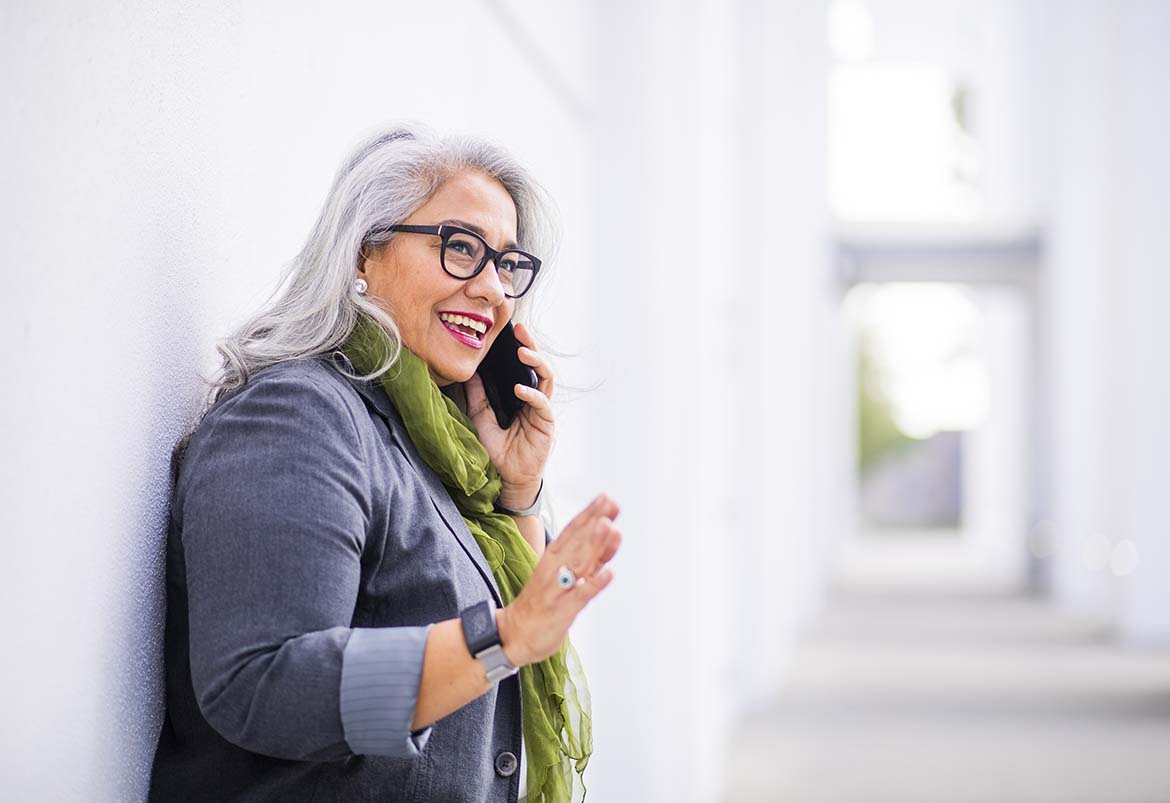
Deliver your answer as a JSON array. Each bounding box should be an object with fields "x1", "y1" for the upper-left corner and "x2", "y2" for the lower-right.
[{"x1": 465, "y1": 257, "x2": 507, "y2": 306}]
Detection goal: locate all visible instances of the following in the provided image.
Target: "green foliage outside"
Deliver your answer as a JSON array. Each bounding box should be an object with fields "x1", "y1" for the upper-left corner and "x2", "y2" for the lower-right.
[{"x1": 857, "y1": 332, "x2": 915, "y2": 473}]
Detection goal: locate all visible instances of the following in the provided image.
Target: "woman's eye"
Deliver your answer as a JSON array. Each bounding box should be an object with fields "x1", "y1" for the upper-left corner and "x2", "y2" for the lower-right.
[{"x1": 449, "y1": 241, "x2": 473, "y2": 255}]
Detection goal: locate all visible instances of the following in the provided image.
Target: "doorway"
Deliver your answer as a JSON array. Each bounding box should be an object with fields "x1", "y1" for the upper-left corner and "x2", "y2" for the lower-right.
[{"x1": 834, "y1": 230, "x2": 1041, "y2": 594}]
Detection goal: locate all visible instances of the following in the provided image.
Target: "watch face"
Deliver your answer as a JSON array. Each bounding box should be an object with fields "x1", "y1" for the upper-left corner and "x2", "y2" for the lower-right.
[{"x1": 467, "y1": 603, "x2": 493, "y2": 642}]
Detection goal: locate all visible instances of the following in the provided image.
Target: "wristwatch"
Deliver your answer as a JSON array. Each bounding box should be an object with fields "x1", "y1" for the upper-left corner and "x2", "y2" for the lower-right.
[
  {"x1": 459, "y1": 600, "x2": 519, "y2": 684},
  {"x1": 495, "y1": 479, "x2": 544, "y2": 518}
]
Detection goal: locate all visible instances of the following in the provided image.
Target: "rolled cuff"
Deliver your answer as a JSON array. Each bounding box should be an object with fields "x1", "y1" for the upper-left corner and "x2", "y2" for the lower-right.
[{"x1": 340, "y1": 624, "x2": 435, "y2": 757}]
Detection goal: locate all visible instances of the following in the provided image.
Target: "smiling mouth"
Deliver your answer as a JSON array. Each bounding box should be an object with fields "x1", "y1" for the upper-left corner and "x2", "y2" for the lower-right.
[{"x1": 438, "y1": 312, "x2": 488, "y2": 349}]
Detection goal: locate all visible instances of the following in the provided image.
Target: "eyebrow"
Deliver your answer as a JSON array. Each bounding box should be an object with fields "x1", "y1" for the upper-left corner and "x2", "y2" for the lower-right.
[{"x1": 440, "y1": 218, "x2": 519, "y2": 250}]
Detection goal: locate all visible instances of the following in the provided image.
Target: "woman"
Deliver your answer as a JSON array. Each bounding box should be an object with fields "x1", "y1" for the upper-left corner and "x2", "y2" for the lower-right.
[{"x1": 149, "y1": 124, "x2": 622, "y2": 803}]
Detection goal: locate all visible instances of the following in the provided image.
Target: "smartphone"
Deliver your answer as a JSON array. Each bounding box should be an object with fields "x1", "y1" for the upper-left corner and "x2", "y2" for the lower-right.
[{"x1": 476, "y1": 321, "x2": 538, "y2": 430}]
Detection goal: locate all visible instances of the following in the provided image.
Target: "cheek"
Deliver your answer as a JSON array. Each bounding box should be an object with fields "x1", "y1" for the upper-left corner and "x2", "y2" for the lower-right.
[
  {"x1": 377, "y1": 269, "x2": 436, "y2": 330},
  {"x1": 404, "y1": 305, "x2": 437, "y2": 342}
]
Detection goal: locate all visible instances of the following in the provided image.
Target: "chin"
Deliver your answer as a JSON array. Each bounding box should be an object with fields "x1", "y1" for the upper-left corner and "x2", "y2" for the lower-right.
[{"x1": 432, "y1": 359, "x2": 479, "y2": 387}]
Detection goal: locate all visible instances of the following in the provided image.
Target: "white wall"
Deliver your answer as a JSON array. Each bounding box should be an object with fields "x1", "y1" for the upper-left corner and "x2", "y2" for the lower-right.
[
  {"x1": 1030, "y1": 0, "x2": 1118, "y2": 616},
  {"x1": 1110, "y1": 1, "x2": 1170, "y2": 643},
  {"x1": 0, "y1": 1, "x2": 591, "y2": 799},
  {"x1": 0, "y1": 1, "x2": 836, "y2": 800},
  {"x1": 1028, "y1": 0, "x2": 1170, "y2": 639}
]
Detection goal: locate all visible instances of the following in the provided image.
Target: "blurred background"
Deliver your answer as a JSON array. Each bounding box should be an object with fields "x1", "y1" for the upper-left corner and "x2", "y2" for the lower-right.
[{"x1": 2, "y1": 0, "x2": 1169, "y2": 800}]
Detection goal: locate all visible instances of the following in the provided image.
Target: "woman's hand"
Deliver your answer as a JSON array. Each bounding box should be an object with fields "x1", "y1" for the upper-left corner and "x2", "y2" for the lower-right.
[
  {"x1": 465, "y1": 321, "x2": 555, "y2": 510},
  {"x1": 496, "y1": 494, "x2": 622, "y2": 666}
]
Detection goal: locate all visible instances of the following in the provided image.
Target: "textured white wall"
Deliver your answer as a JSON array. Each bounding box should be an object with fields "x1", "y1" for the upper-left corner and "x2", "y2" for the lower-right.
[{"x1": 0, "y1": 2, "x2": 591, "y2": 799}]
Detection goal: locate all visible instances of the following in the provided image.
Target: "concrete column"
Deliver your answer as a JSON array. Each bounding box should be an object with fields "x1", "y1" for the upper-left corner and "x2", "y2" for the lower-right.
[
  {"x1": 1031, "y1": 0, "x2": 1170, "y2": 639},
  {"x1": 1113, "y1": 0, "x2": 1170, "y2": 643},
  {"x1": 1032, "y1": 0, "x2": 1119, "y2": 615},
  {"x1": 587, "y1": 0, "x2": 829, "y2": 799}
]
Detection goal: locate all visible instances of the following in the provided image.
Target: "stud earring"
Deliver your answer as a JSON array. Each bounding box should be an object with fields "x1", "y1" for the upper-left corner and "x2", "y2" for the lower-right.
[{"x1": 354, "y1": 277, "x2": 368, "y2": 295}]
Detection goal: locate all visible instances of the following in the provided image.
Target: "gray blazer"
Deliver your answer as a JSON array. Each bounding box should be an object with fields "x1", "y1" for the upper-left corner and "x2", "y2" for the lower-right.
[{"x1": 149, "y1": 351, "x2": 534, "y2": 802}]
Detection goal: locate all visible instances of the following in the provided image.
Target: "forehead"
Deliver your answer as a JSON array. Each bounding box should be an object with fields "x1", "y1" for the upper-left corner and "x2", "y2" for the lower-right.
[{"x1": 415, "y1": 170, "x2": 518, "y2": 247}]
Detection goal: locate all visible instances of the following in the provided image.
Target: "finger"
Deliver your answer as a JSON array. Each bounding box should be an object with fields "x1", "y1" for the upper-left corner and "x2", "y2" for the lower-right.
[
  {"x1": 592, "y1": 522, "x2": 622, "y2": 567},
  {"x1": 513, "y1": 321, "x2": 537, "y2": 350},
  {"x1": 547, "y1": 503, "x2": 603, "y2": 559},
  {"x1": 516, "y1": 346, "x2": 555, "y2": 399},
  {"x1": 600, "y1": 495, "x2": 620, "y2": 521},
  {"x1": 574, "y1": 566, "x2": 615, "y2": 605},
  {"x1": 578, "y1": 494, "x2": 619, "y2": 527},
  {"x1": 514, "y1": 384, "x2": 555, "y2": 428},
  {"x1": 579, "y1": 519, "x2": 621, "y2": 577},
  {"x1": 556, "y1": 493, "x2": 613, "y2": 538},
  {"x1": 559, "y1": 516, "x2": 614, "y2": 577},
  {"x1": 549, "y1": 496, "x2": 611, "y2": 555},
  {"x1": 576, "y1": 493, "x2": 619, "y2": 524}
]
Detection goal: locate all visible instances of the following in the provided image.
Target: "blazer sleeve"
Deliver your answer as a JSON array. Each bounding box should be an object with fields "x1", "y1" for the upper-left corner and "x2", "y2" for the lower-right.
[{"x1": 178, "y1": 364, "x2": 432, "y2": 761}]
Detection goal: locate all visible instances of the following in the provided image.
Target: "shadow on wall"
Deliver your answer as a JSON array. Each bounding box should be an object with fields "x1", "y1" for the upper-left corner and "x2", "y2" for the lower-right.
[{"x1": 97, "y1": 199, "x2": 213, "y2": 799}]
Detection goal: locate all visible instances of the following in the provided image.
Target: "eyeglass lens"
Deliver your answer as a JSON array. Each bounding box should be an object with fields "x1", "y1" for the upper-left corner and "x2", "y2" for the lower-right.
[{"x1": 443, "y1": 231, "x2": 537, "y2": 297}]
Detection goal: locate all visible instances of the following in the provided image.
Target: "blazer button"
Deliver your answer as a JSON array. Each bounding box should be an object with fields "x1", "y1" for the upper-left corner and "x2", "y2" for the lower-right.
[{"x1": 494, "y1": 751, "x2": 518, "y2": 777}]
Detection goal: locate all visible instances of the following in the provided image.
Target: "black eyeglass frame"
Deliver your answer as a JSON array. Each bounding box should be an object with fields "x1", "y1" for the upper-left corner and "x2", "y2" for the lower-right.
[{"x1": 386, "y1": 224, "x2": 542, "y2": 299}]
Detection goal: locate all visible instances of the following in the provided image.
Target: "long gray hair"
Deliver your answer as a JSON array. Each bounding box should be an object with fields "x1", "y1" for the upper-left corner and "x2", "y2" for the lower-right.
[{"x1": 205, "y1": 122, "x2": 560, "y2": 406}]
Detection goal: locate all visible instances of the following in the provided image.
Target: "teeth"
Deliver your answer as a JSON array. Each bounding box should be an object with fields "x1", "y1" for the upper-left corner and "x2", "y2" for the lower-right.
[{"x1": 440, "y1": 313, "x2": 487, "y2": 335}]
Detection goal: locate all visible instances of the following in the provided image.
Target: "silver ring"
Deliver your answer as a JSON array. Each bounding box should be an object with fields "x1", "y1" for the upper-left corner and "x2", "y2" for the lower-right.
[{"x1": 556, "y1": 565, "x2": 577, "y2": 590}]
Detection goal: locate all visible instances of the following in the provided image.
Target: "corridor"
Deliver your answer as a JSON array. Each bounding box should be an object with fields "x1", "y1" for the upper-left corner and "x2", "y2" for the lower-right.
[{"x1": 724, "y1": 585, "x2": 1170, "y2": 802}]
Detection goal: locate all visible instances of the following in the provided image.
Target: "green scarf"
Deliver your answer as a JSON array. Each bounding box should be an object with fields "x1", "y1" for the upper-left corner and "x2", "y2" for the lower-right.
[{"x1": 342, "y1": 313, "x2": 592, "y2": 803}]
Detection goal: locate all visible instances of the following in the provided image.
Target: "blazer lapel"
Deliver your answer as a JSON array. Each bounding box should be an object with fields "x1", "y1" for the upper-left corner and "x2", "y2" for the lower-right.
[{"x1": 337, "y1": 356, "x2": 504, "y2": 607}]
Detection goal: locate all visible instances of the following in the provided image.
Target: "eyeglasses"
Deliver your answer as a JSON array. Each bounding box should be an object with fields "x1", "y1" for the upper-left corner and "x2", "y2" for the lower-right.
[{"x1": 387, "y1": 224, "x2": 542, "y2": 299}]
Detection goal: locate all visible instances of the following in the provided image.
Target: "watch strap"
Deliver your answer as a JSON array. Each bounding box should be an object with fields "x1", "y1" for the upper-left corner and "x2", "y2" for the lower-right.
[
  {"x1": 495, "y1": 478, "x2": 544, "y2": 517},
  {"x1": 459, "y1": 600, "x2": 518, "y2": 682},
  {"x1": 477, "y1": 644, "x2": 519, "y2": 683}
]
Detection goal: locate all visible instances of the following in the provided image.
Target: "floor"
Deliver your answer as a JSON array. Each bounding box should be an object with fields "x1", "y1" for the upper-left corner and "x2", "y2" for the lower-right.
[{"x1": 722, "y1": 585, "x2": 1170, "y2": 803}]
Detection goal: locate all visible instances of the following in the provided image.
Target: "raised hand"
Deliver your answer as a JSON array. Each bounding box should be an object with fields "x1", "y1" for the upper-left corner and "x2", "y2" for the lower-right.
[{"x1": 497, "y1": 494, "x2": 622, "y2": 666}]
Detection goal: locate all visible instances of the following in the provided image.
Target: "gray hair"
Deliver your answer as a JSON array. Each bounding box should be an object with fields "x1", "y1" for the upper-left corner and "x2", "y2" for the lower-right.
[{"x1": 205, "y1": 121, "x2": 561, "y2": 405}]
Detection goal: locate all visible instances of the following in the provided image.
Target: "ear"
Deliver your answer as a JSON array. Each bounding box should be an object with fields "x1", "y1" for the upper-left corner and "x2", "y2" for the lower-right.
[
  {"x1": 358, "y1": 246, "x2": 374, "y2": 274},
  {"x1": 360, "y1": 238, "x2": 394, "y2": 274}
]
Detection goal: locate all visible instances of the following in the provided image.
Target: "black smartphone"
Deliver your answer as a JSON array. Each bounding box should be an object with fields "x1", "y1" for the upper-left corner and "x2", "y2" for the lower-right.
[{"x1": 476, "y1": 321, "x2": 538, "y2": 430}]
